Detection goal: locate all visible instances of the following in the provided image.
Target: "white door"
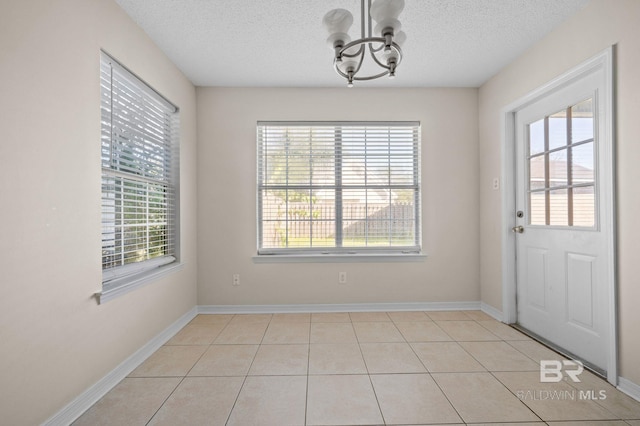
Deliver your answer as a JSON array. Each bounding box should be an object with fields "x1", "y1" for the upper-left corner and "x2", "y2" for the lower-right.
[{"x1": 514, "y1": 66, "x2": 614, "y2": 374}]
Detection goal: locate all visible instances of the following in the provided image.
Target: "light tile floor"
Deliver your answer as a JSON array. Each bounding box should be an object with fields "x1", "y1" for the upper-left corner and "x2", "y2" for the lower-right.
[{"x1": 74, "y1": 311, "x2": 640, "y2": 425}]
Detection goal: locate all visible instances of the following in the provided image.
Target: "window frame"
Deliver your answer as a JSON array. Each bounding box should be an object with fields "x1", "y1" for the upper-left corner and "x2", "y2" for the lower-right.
[
  {"x1": 99, "y1": 51, "x2": 181, "y2": 303},
  {"x1": 256, "y1": 121, "x2": 422, "y2": 259},
  {"x1": 525, "y1": 98, "x2": 597, "y2": 228}
]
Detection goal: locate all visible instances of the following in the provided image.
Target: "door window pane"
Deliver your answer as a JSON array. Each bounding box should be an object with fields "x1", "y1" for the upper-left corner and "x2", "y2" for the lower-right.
[
  {"x1": 548, "y1": 148, "x2": 568, "y2": 188},
  {"x1": 529, "y1": 156, "x2": 546, "y2": 190},
  {"x1": 529, "y1": 119, "x2": 545, "y2": 155},
  {"x1": 572, "y1": 99, "x2": 593, "y2": 143},
  {"x1": 572, "y1": 142, "x2": 594, "y2": 183},
  {"x1": 549, "y1": 189, "x2": 569, "y2": 226},
  {"x1": 530, "y1": 192, "x2": 547, "y2": 226},
  {"x1": 573, "y1": 185, "x2": 595, "y2": 227},
  {"x1": 549, "y1": 110, "x2": 567, "y2": 150}
]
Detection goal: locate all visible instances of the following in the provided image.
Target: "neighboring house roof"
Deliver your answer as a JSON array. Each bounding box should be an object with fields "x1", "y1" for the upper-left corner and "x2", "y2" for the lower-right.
[{"x1": 530, "y1": 157, "x2": 594, "y2": 183}]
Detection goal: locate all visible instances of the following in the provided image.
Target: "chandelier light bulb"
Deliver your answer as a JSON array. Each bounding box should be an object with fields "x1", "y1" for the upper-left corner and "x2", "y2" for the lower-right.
[
  {"x1": 370, "y1": 0, "x2": 405, "y2": 22},
  {"x1": 383, "y1": 30, "x2": 406, "y2": 58},
  {"x1": 326, "y1": 32, "x2": 352, "y2": 49},
  {"x1": 322, "y1": 9, "x2": 354, "y2": 35},
  {"x1": 370, "y1": 0, "x2": 405, "y2": 36},
  {"x1": 394, "y1": 30, "x2": 407, "y2": 47},
  {"x1": 338, "y1": 59, "x2": 359, "y2": 75}
]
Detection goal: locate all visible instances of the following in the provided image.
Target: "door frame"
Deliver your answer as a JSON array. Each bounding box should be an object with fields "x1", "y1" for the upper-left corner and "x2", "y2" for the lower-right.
[{"x1": 499, "y1": 46, "x2": 617, "y2": 384}]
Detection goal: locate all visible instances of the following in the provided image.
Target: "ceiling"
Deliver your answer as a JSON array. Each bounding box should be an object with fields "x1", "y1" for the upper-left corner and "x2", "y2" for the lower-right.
[{"x1": 114, "y1": 0, "x2": 590, "y2": 88}]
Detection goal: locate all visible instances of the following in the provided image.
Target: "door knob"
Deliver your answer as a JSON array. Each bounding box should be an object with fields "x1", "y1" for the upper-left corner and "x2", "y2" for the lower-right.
[{"x1": 512, "y1": 225, "x2": 524, "y2": 234}]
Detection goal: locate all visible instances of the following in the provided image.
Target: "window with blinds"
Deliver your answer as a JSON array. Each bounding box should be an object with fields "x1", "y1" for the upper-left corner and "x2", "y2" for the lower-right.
[
  {"x1": 257, "y1": 122, "x2": 421, "y2": 255},
  {"x1": 100, "y1": 52, "x2": 179, "y2": 289}
]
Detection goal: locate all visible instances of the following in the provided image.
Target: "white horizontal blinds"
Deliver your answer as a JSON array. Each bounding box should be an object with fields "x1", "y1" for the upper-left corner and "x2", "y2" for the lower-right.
[
  {"x1": 101, "y1": 52, "x2": 178, "y2": 283},
  {"x1": 258, "y1": 122, "x2": 420, "y2": 254}
]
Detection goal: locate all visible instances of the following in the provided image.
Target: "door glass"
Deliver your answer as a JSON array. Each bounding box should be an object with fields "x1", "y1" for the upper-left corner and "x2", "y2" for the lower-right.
[
  {"x1": 549, "y1": 188, "x2": 568, "y2": 226},
  {"x1": 572, "y1": 142, "x2": 594, "y2": 181},
  {"x1": 549, "y1": 149, "x2": 568, "y2": 187},
  {"x1": 529, "y1": 119, "x2": 545, "y2": 155},
  {"x1": 529, "y1": 156, "x2": 546, "y2": 190},
  {"x1": 572, "y1": 99, "x2": 594, "y2": 143},
  {"x1": 527, "y1": 98, "x2": 596, "y2": 227},
  {"x1": 549, "y1": 109, "x2": 567, "y2": 150},
  {"x1": 529, "y1": 191, "x2": 546, "y2": 226},
  {"x1": 573, "y1": 186, "x2": 596, "y2": 227}
]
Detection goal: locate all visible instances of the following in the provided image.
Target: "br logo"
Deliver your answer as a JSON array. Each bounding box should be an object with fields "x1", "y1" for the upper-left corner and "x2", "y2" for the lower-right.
[{"x1": 540, "y1": 360, "x2": 584, "y2": 382}]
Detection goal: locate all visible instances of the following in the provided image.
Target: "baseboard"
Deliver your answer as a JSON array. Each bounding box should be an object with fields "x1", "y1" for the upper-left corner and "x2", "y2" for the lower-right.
[
  {"x1": 198, "y1": 301, "x2": 481, "y2": 314},
  {"x1": 42, "y1": 307, "x2": 198, "y2": 426},
  {"x1": 480, "y1": 302, "x2": 504, "y2": 322},
  {"x1": 40, "y1": 300, "x2": 501, "y2": 424},
  {"x1": 618, "y1": 376, "x2": 640, "y2": 402}
]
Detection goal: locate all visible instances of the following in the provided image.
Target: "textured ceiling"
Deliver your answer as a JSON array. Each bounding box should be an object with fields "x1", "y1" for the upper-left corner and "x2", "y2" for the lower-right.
[{"x1": 114, "y1": 0, "x2": 590, "y2": 88}]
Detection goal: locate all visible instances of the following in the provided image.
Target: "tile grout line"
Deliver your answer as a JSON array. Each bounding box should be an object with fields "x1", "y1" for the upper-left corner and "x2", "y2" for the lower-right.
[
  {"x1": 409, "y1": 313, "x2": 467, "y2": 425},
  {"x1": 424, "y1": 317, "x2": 537, "y2": 424},
  {"x1": 142, "y1": 377, "x2": 184, "y2": 426},
  {"x1": 353, "y1": 314, "x2": 387, "y2": 425},
  {"x1": 143, "y1": 334, "x2": 216, "y2": 425},
  {"x1": 305, "y1": 317, "x2": 311, "y2": 426},
  {"x1": 141, "y1": 314, "x2": 233, "y2": 425},
  {"x1": 224, "y1": 314, "x2": 268, "y2": 426},
  {"x1": 428, "y1": 368, "x2": 467, "y2": 424},
  {"x1": 487, "y1": 369, "x2": 554, "y2": 424}
]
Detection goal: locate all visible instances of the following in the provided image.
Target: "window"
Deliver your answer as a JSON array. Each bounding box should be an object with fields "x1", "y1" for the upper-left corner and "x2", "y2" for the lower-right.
[
  {"x1": 527, "y1": 98, "x2": 595, "y2": 227},
  {"x1": 100, "y1": 52, "x2": 179, "y2": 295},
  {"x1": 257, "y1": 122, "x2": 421, "y2": 255}
]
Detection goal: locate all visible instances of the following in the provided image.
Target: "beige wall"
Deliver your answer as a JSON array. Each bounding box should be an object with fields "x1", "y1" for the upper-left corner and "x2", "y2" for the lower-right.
[
  {"x1": 479, "y1": 0, "x2": 640, "y2": 384},
  {"x1": 197, "y1": 88, "x2": 479, "y2": 306},
  {"x1": 0, "y1": 0, "x2": 197, "y2": 424}
]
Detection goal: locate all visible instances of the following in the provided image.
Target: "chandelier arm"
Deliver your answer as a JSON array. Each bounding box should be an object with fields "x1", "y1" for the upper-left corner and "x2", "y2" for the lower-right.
[
  {"x1": 342, "y1": 44, "x2": 365, "y2": 59},
  {"x1": 339, "y1": 37, "x2": 386, "y2": 55},
  {"x1": 361, "y1": 0, "x2": 366, "y2": 39},
  {"x1": 369, "y1": 43, "x2": 385, "y2": 53},
  {"x1": 367, "y1": 0, "x2": 372, "y2": 38},
  {"x1": 350, "y1": 47, "x2": 366, "y2": 76},
  {"x1": 333, "y1": 61, "x2": 348, "y2": 79},
  {"x1": 334, "y1": 59, "x2": 388, "y2": 81},
  {"x1": 369, "y1": 47, "x2": 389, "y2": 69},
  {"x1": 353, "y1": 70, "x2": 390, "y2": 81}
]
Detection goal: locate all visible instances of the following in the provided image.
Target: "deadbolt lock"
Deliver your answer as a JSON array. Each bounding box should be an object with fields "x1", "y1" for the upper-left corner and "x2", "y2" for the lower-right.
[{"x1": 516, "y1": 210, "x2": 524, "y2": 218}]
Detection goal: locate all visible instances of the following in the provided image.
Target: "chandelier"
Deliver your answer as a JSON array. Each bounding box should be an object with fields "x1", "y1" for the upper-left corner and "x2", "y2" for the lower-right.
[{"x1": 323, "y1": 0, "x2": 406, "y2": 87}]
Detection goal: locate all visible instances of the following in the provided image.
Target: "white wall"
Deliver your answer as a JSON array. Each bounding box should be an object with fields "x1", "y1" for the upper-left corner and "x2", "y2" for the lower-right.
[
  {"x1": 479, "y1": 0, "x2": 640, "y2": 385},
  {"x1": 197, "y1": 87, "x2": 479, "y2": 306},
  {"x1": 0, "y1": 0, "x2": 198, "y2": 424}
]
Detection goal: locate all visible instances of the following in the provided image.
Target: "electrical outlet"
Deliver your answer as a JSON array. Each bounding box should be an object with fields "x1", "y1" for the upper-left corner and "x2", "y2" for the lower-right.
[
  {"x1": 232, "y1": 274, "x2": 240, "y2": 286},
  {"x1": 338, "y1": 271, "x2": 347, "y2": 284},
  {"x1": 492, "y1": 177, "x2": 500, "y2": 190}
]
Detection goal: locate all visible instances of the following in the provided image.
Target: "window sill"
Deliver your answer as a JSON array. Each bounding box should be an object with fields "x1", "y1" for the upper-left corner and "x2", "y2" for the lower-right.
[
  {"x1": 96, "y1": 262, "x2": 184, "y2": 304},
  {"x1": 252, "y1": 252, "x2": 427, "y2": 264}
]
